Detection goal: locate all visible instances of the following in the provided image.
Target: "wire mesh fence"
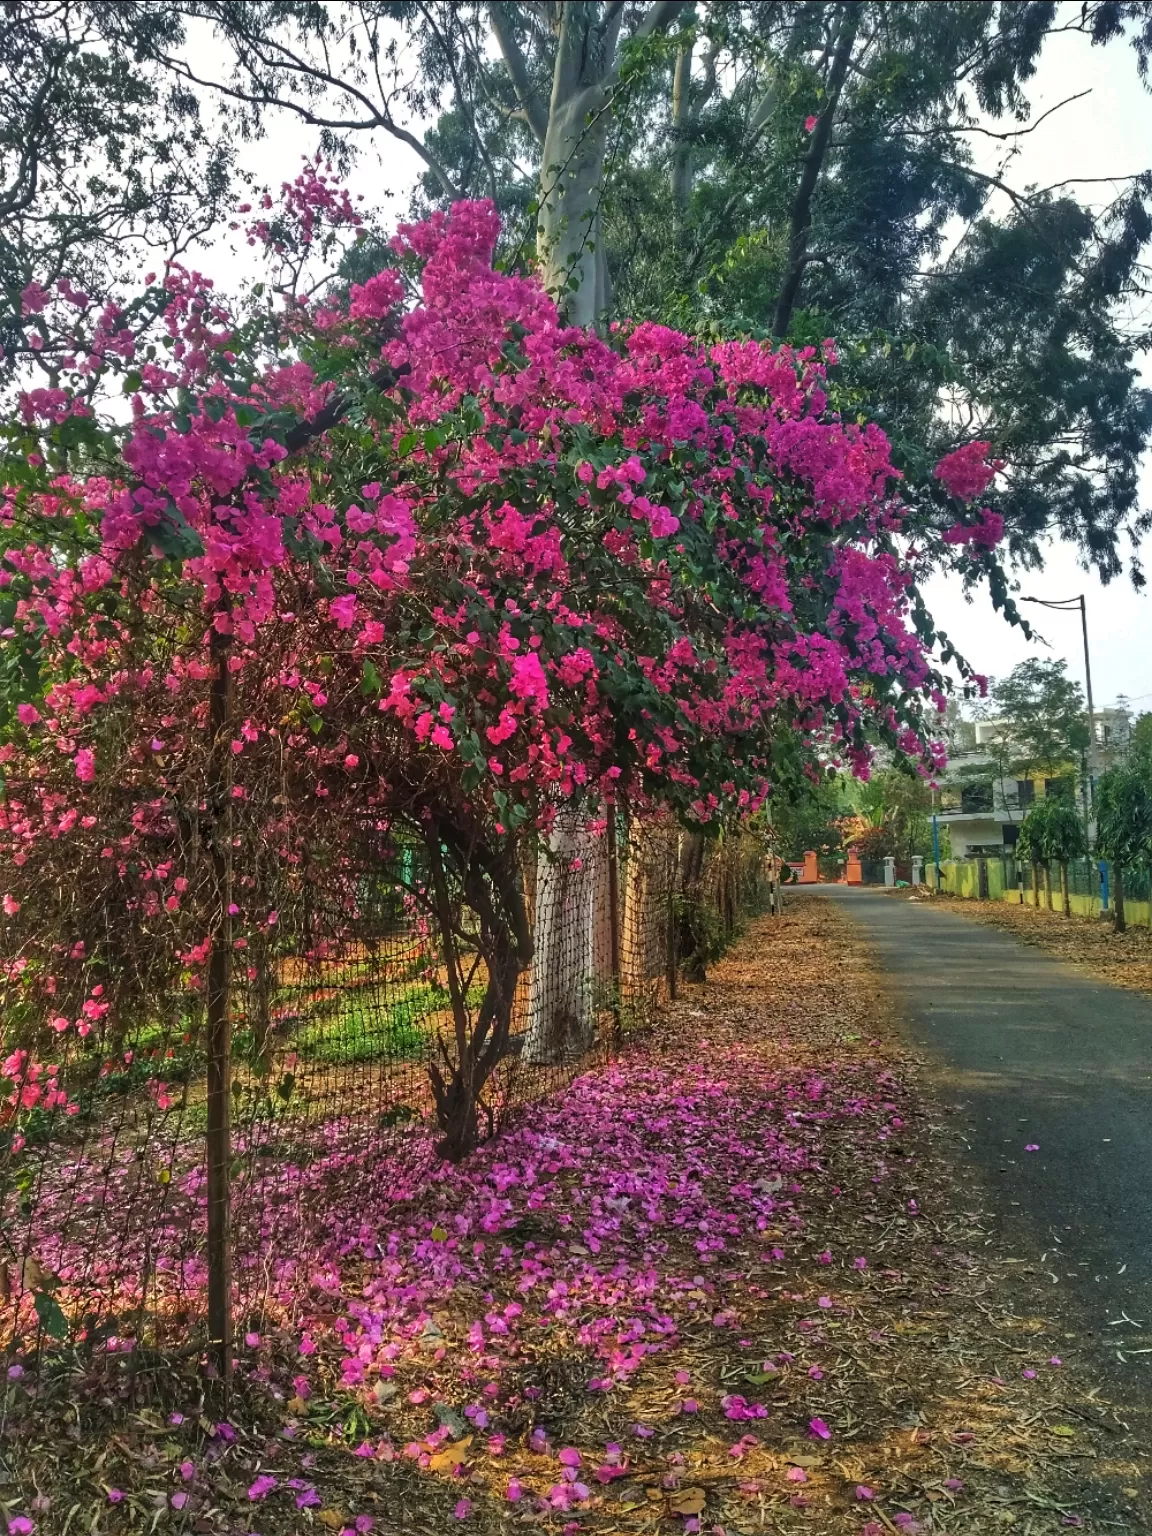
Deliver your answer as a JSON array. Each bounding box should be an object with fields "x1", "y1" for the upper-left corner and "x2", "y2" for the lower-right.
[{"x1": 0, "y1": 803, "x2": 769, "y2": 1373}]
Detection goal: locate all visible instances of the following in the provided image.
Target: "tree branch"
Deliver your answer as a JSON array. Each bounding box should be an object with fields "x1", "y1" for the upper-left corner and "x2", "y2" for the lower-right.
[
  {"x1": 487, "y1": 0, "x2": 549, "y2": 144},
  {"x1": 634, "y1": 0, "x2": 693, "y2": 44},
  {"x1": 772, "y1": 1, "x2": 861, "y2": 338},
  {"x1": 156, "y1": 23, "x2": 463, "y2": 201}
]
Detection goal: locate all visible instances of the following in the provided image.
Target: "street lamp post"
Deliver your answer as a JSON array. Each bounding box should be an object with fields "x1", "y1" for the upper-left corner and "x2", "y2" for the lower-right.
[{"x1": 1019, "y1": 592, "x2": 1096, "y2": 834}]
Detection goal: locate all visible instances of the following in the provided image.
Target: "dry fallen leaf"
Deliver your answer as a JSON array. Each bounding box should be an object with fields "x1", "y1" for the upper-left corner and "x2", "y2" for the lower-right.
[
  {"x1": 318, "y1": 1511, "x2": 346, "y2": 1530},
  {"x1": 668, "y1": 1487, "x2": 706, "y2": 1516},
  {"x1": 429, "y1": 1436, "x2": 473, "y2": 1473}
]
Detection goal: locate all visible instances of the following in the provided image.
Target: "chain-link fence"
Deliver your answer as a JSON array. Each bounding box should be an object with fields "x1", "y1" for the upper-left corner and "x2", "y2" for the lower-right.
[{"x1": 0, "y1": 806, "x2": 769, "y2": 1372}]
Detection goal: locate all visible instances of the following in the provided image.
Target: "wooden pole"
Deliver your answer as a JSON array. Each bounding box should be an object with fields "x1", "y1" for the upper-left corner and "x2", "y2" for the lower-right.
[
  {"x1": 205, "y1": 626, "x2": 234, "y2": 1382},
  {"x1": 666, "y1": 833, "x2": 678, "y2": 1002},
  {"x1": 605, "y1": 803, "x2": 621, "y2": 1036}
]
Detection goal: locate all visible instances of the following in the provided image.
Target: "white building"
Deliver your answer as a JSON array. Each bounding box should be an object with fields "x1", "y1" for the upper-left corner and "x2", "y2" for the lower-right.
[{"x1": 931, "y1": 709, "x2": 1128, "y2": 859}]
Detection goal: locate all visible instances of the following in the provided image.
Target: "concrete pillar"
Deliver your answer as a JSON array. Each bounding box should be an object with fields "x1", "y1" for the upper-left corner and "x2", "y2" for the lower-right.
[
  {"x1": 883, "y1": 856, "x2": 896, "y2": 888},
  {"x1": 911, "y1": 856, "x2": 923, "y2": 887}
]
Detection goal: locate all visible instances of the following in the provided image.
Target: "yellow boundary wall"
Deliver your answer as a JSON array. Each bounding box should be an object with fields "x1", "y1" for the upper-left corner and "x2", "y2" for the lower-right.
[{"x1": 927, "y1": 860, "x2": 1152, "y2": 927}]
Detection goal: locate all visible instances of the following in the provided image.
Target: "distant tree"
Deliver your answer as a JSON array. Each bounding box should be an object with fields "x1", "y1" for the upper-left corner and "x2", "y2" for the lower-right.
[
  {"x1": 0, "y1": 3, "x2": 237, "y2": 404},
  {"x1": 1095, "y1": 762, "x2": 1152, "y2": 933},
  {"x1": 1018, "y1": 796, "x2": 1087, "y2": 915},
  {"x1": 1130, "y1": 711, "x2": 1152, "y2": 770},
  {"x1": 990, "y1": 658, "x2": 1090, "y2": 788},
  {"x1": 856, "y1": 768, "x2": 933, "y2": 863},
  {"x1": 768, "y1": 770, "x2": 852, "y2": 862}
]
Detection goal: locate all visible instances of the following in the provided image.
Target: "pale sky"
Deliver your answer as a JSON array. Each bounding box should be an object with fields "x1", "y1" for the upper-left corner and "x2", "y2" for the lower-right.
[{"x1": 180, "y1": 7, "x2": 1152, "y2": 715}]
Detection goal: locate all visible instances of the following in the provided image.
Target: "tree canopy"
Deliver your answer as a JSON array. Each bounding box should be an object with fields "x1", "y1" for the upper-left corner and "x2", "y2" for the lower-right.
[
  {"x1": 4, "y1": 2, "x2": 1152, "y2": 597},
  {"x1": 989, "y1": 657, "x2": 1090, "y2": 778}
]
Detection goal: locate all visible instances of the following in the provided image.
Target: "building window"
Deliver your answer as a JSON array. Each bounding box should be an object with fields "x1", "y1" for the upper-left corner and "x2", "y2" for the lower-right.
[
  {"x1": 960, "y1": 782, "x2": 994, "y2": 814},
  {"x1": 1016, "y1": 779, "x2": 1034, "y2": 807},
  {"x1": 1044, "y1": 777, "x2": 1074, "y2": 802}
]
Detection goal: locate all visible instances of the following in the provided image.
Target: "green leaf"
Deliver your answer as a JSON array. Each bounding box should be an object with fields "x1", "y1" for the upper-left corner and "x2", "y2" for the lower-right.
[
  {"x1": 122, "y1": 370, "x2": 142, "y2": 394},
  {"x1": 33, "y1": 1289, "x2": 68, "y2": 1341},
  {"x1": 361, "y1": 659, "x2": 382, "y2": 697}
]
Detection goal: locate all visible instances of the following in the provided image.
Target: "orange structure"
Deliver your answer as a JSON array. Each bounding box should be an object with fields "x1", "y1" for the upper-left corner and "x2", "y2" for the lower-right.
[
  {"x1": 845, "y1": 850, "x2": 862, "y2": 885},
  {"x1": 801, "y1": 849, "x2": 819, "y2": 884}
]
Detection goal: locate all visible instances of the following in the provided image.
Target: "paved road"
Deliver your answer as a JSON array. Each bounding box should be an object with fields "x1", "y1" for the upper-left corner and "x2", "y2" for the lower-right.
[{"x1": 803, "y1": 886, "x2": 1152, "y2": 1378}]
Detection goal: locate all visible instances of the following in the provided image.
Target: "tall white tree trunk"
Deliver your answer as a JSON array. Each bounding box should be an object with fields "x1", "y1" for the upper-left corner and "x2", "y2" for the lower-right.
[
  {"x1": 490, "y1": 2, "x2": 691, "y2": 326},
  {"x1": 523, "y1": 813, "x2": 597, "y2": 1064},
  {"x1": 537, "y1": 89, "x2": 613, "y2": 327},
  {"x1": 491, "y1": 2, "x2": 691, "y2": 1059}
]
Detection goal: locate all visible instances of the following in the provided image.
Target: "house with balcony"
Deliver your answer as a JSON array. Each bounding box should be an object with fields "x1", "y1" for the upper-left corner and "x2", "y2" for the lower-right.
[{"x1": 931, "y1": 709, "x2": 1128, "y2": 859}]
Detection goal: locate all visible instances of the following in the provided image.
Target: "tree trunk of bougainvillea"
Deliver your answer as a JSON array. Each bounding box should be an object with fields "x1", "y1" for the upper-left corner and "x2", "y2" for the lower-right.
[
  {"x1": 677, "y1": 831, "x2": 710, "y2": 983},
  {"x1": 426, "y1": 827, "x2": 532, "y2": 1162},
  {"x1": 1043, "y1": 861, "x2": 1053, "y2": 910},
  {"x1": 523, "y1": 814, "x2": 597, "y2": 1065},
  {"x1": 623, "y1": 815, "x2": 656, "y2": 997},
  {"x1": 1061, "y1": 860, "x2": 1071, "y2": 917}
]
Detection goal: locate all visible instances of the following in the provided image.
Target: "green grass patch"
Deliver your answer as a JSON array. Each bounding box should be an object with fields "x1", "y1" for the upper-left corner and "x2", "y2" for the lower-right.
[{"x1": 293, "y1": 981, "x2": 457, "y2": 1066}]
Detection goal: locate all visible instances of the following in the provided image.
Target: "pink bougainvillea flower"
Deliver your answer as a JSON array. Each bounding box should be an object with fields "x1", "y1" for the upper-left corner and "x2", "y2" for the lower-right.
[
  {"x1": 453, "y1": 1500, "x2": 472, "y2": 1519},
  {"x1": 786, "y1": 1467, "x2": 807, "y2": 1483},
  {"x1": 805, "y1": 114, "x2": 818, "y2": 131},
  {"x1": 1025, "y1": 1143, "x2": 1039, "y2": 1152},
  {"x1": 808, "y1": 1417, "x2": 832, "y2": 1440},
  {"x1": 248, "y1": 1475, "x2": 277, "y2": 1500}
]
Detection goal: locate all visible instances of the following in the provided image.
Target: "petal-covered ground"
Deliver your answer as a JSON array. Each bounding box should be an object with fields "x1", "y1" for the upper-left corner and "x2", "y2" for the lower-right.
[{"x1": 3, "y1": 897, "x2": 1146, "y2": 1534}]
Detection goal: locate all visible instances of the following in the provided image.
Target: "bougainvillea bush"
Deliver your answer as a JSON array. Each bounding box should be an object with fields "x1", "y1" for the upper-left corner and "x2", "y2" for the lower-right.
[{"x1": 0, "y1": 163, "x2": 999, "y2": 1192}]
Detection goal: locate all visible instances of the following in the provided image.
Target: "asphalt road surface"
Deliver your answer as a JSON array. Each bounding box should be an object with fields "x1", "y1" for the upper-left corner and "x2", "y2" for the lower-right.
[{"x1": 804, "y1": 885, "x2": 1152, "y2": 1380}]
